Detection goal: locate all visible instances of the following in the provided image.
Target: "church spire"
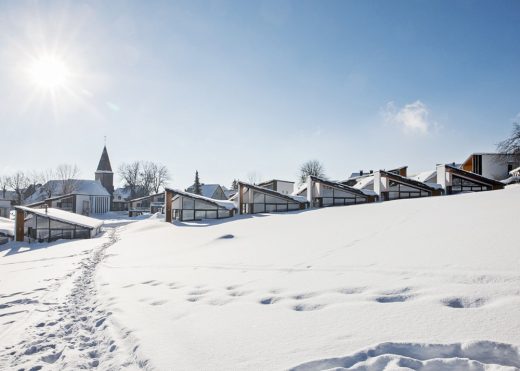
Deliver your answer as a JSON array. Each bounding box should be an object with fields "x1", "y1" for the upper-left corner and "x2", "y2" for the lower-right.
[{"x1": 96, "y1": 146, "x2": 113, "y2": 172}]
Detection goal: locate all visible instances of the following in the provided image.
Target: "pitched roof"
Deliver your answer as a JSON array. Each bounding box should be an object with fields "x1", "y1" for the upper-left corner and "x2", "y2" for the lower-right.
[
  {"x1": 378, "y1": 170, "x2": 440, "y2": 192},
  {"x1": 96, "y1": 146, "x2": 113, "y2": 172},
  {"x1": 24, "y1": 180, "x2": 110, "y2": 204},
  {"x1": 165, "y1": 188, "x2": 236, "y2": 210},
  {"x1": 237, "y1": 181, "x2": 307, "y2": 203},
  {"x1": 186, "y1": 184, "x2": 224, "y2": 199},
  {"x1": 16, "y1": 206, "x2": 103, "y2": 229},
  {"x1": 308, "y1": 176, "x2": 376, "y2": 198},
  {"x1": 411, "y1": 170, "x2": 437, "y2": 183},
  {"x1": 444, "y1": 164, "x2": 505, "y2": 188}
]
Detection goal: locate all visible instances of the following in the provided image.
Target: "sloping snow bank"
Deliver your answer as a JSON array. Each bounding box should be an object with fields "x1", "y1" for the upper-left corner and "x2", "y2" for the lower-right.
[{"x1": 97, "y1": 185, "x2": 520, "y2": 370}]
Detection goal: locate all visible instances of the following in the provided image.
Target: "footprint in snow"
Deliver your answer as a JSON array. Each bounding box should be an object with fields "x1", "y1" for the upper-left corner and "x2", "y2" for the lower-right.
[{"x1": 442, "y1": 297, "x2": 487, "y2": 308}]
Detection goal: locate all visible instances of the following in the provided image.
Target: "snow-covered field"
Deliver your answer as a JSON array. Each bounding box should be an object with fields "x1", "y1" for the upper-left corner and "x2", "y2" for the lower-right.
[{"x1": 1, "y1": 188, "x2": 520, "y2": 370}]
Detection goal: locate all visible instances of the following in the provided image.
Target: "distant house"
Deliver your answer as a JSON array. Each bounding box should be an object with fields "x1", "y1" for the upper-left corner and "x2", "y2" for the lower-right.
[
  {"x1": 15, "y1": 206, "x2": 103, "y2": 242},
  {"x1": 25, "y1": 180, "x2": 111, "y2": 215},
  {"x1": 164, "y1": 188, "x2": 236, "y2": 222},
  {"x1": 112, "y1": 187, "x2": 131, "y2": 211},
  {"x1": 0, "y1": 199, "x2": 11, "y2": 218},
  {"x1": 235, "y1": 181, "x2": 307, "y2": 214},
  {"x1": 297, "y1": 176, "x2": 376, "y2": 208},
  {"x1": 461, "y1": 153, "x2": 520, "y2": 181},
  {"x1": 374, "y1": 170, "x2": 442, "y2": 201},
  {"x1": 223, "y1": 186, "x2": 237, "y2": 199},
  {"x1": 437, "y1": 164, "x2": 505, "y2": 194},
  {"x1": 185, "y1": 184, "x2": 228, "y2": 200},
  {"x1": 128, "y1": 193, "x2": 165, "y2": 216},
  {"x1": 411, "y1": 170, "x2": 438, "y2": 186},
  {"x1": 256, "y1": 179, "x2": 295, "y2": 195},
  {"x1": 343, "y1": 166, "x2": 407, "y2": 190}
]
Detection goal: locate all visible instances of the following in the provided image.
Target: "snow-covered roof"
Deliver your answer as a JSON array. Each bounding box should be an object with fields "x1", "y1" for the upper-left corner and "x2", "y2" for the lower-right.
[
  {"x1": 24, "y1": 180, "x2": 110, "y2": 204},
  {"x1": 238, "y1": 181, "x2": 307, "y2": 203},
  {"x1": 16, "y1": 206, "x2": 104, "y2": 229},
  {"x1": 509, "y1": 166, "x2": 520, "y2": 175},
  {"x1": 165, "y1": 188, "x2": 236, "y2": 210},
  {"x1": 185, "y1": 184, "x2": 224, "y2": 199},
  {"x1": 308, "y1": 176, "x2": 377, "y2": 197},
  {"x1": 352, "y1": 175, "x2": 375, "y2": 190},
  {"x1": 128, "y1": 193, "x2": 163, "y2": 203},
  {"x1": 411, "y1": 170, "x2": 437, "y2": 184}
]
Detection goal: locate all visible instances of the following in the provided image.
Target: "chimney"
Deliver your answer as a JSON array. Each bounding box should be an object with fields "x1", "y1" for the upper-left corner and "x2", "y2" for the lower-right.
[
  {"x1": 360, "y1": 170, "x2": 363, "y2": 176},
  {"x1": 44, "y1": 204, "x2": 48, "y2": 214}
]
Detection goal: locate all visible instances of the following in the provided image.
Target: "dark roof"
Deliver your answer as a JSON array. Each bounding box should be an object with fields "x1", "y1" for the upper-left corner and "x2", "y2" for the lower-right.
[
  {"x1": 444, "y1": 164, "x2": 505, "y2": 188},
  {"x1": 309, "y1": 176, "x2": 373, "y2": 198},
  {"x1": 96, "y1": 146, "x2": 113, "y2": 172},
  {"x1": 238, "y1": 182, "x2": 306, "y2": 204},
  {"x1": 379, "y1": 170, "x2": 438, "y2": 192}
]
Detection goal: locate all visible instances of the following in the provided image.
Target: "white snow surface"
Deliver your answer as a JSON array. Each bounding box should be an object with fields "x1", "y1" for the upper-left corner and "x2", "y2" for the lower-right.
[
  {"x1": 97, "y1": 185, "x2": 520, "y2": 370},
  {"x1": 1, "y1": 186, "x2": 520, "y2": 370}
]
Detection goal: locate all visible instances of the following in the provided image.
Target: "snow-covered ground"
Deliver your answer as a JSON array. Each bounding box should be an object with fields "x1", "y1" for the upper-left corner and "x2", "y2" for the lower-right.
[{"x1": 1, "y1": 188, "x2": 520, "y2": 370}]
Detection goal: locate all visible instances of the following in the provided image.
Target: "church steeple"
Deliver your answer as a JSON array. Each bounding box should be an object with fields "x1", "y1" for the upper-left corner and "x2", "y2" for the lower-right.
[
  {"x1": 97, "y1": 146, "x2": 113, "y2": 172},
  {"x1": 95, "y1": 145, "x2": 114, "y2": 195}
]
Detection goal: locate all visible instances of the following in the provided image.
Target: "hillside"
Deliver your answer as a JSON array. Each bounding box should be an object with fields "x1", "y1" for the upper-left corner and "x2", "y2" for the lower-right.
[{"x1": 93, "y1": 186, "x2": 520, "y2": 370}]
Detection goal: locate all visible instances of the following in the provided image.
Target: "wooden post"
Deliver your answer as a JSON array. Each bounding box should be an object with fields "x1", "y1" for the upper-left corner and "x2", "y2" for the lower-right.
[
  {"x1": 15, "y1": 209, "x2": 25, "y2": 242},
  {"x1": 165, "y1": 190, "x2": 173, "y2": 223},
  {"x1": 239, "y1": 183, "x2": 245, "y2": 215}
]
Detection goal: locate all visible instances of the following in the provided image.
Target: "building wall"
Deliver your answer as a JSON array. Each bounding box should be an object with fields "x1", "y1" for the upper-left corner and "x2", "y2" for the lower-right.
[
  {"x1": 276, "y1": 181, "x2": 295, "y2": 195},
  {"x1": 89, "y1": 195, "x2": 110, "y2": 214},
  {"x1": 481, "y1": 155, "x2": 519, "y2": 180}
]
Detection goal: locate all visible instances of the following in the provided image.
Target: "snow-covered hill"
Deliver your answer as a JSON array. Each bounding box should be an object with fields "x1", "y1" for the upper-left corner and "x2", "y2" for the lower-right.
[
  {"x1": 97, "y1": 185, "x2": 520, "y2": 370},
  {"x1": 1, "y1": 187, "x2": 520, "y2": 370}
]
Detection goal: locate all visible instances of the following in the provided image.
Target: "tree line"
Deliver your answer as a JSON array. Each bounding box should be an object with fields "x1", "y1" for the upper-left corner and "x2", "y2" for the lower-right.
[{"x1": 118, "y1": 161, "x2": 169, "y2": 199}]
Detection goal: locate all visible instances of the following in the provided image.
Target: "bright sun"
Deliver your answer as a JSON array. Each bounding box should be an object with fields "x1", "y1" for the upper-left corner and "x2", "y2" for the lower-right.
[{"x1": 28, "y1": 55, "x2": 70, "y2": 90}]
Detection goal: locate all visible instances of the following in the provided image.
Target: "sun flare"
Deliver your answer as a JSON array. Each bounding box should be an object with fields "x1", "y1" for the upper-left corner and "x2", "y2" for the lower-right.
[{"x1": 28, "y1": 55, "x2": 70, "y2": 90}]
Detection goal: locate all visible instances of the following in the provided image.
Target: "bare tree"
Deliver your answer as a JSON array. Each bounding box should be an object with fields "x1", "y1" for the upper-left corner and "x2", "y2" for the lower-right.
[
  {"x1": 246, "y1": 171, "x2": 262, "y2": 185},
  {"x1": 40, "y1": 168, "x2": 58, "y2": 198},
  {"x1": 7, "y1": 171, "x2": 30, "y2": 205},
  {"x1": 118, "y1": 162, "x2": 141, "y2": 199},
  {"x1": 149, "y1": 163, "x2": 169, "y2": 194},
  {"x1": 0, "y1": 176, "x2": 10, "y2": 199},
  {"x1": 56, "y1": 164, "x2": 79, "y2": 195},
  {"x1": 498, "y1": 123, "x2": 520, "y2": 155},
  {"x1": 299, "y1": 160, "x2": 325, "y2": 185}
]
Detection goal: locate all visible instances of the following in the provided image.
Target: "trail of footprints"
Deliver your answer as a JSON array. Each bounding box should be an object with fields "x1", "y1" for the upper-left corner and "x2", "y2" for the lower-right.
[{"x1": 126, "y1": 280, "x2": 492, "y2": 312}]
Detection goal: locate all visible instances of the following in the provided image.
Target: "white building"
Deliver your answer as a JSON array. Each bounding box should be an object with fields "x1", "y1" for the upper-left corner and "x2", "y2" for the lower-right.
[
  {"x1": 461, "y1": 153, "x2": 520, "y2": 181},
  {"x1": 257, "y1": 179, "x2": 295, "y2": 195},
  {"x1": 25, "y1": 180, "x2": 111, "y2": 215},
  {"x1": 185, "y1": 183, "x2": 228, "y2": 200}
]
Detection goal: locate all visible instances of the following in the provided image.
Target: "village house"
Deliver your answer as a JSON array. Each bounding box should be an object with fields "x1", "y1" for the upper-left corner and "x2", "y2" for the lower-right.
[
  {"x1": 296, "y1": 176, "x2": 376, "y2": 207},
  {"x1": 164, "y1": 188, "x2": 236, "y2": 222},
  {"x1": 437, "y1": 164, "x2": 505, "y2": 194},
  {"x1": 185, "y1": 183, "x2": 228, "y2": 200},
  {"x1": 256, "y1": 179, "x2": 295, "y2": 195},
  {"x1": 25, "y1": 180, "x2": 111, "y2": 215},
  {"x1": 15, "y1": 206, "x2": 103, "y2": 242},
  {"x1": 374, "y1": 170, "x2": 442, "y2": 201},
  {"x1": 235, "y1": 181, "x2": 307, "y2": 214},
  {"x1": 128, "y1": 193, "x2": 165, "y2": 216},
  {"x1": 461, "y1": 153, "x2": 520, "y2": 180}
]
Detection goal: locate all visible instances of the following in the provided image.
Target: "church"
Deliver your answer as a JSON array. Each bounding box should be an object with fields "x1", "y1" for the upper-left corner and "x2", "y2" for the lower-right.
[{"x1": 24, "y1": 146, "x2": 115, "y2": 215}]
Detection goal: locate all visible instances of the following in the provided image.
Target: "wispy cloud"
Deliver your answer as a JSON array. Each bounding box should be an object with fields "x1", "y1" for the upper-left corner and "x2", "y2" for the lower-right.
[{"x1": 382, "y1": 100, "x2": 437, "y2": 135}]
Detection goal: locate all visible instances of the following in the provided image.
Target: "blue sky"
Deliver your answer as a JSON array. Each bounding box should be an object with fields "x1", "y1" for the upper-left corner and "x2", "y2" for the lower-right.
[{"x1": 1, "y1": 0, "x2": 519, "y2": 188}]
